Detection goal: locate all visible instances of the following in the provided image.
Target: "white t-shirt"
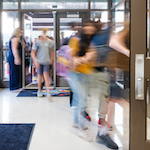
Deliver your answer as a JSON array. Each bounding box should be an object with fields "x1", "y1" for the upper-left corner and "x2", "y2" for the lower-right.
[{"x1": 32, "y1": 39, "x2": 54, "y2": 65}]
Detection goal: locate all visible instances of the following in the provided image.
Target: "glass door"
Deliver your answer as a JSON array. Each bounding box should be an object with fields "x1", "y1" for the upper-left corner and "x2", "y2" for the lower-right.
[
  {"x1": 22, "y1": 12, "x2": 54, "y2": 89},
  {"x1": 130, "y1": 0, "x2": 150, "y2": 149},
  {"x1": 1, "y1": 11, "x2": 19, "y2": 87},
  {"x1": 23, "y1": 13, "x2": 33, "y2": 87},
  {"x1": 56, "y1": 11, "x2": 89, "y2": 87}
]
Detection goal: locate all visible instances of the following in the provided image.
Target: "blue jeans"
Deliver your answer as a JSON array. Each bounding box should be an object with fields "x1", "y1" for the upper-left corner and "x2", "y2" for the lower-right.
[{"x1": 67, "y1": 71, "x2": 89, "y2": 129}]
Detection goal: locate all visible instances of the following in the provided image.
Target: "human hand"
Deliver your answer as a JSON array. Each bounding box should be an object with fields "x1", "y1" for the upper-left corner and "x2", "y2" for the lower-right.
[
  {"x1": 34, "y1": 59, "x2": 40, "y2": 69},
  {"x1": 14, "y1": 58, "x2": 21, "y2": 65}
]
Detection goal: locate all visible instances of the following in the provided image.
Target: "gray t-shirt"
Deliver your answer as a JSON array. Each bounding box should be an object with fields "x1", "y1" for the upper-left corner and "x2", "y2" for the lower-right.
[{"x1": 32, "y1": 39, "x2": 54, "y2": 65}]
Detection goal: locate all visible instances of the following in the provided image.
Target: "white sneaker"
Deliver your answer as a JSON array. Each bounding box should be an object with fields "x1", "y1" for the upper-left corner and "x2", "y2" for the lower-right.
[
  {"x1": 37, "y1": 90, "x2": 43, "y2": 97},
  {"x1": 72, "y1": 123, "x2": 79, "y2": 128},
  {"x1": 47, "y1": 91, "x2": 53, "y2": 102},
  {"x1": 72, "y1": 123, "x2": 88, "y2": 130},
  {"x1": 79, "y1": 130, "x2": 93, "y2": 142}
]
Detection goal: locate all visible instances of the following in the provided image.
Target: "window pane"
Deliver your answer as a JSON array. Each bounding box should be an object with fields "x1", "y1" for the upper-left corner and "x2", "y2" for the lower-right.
[
  {"x1": 115, "y1": 3, "x2": 124, "y2": 10},
  {"x1": 2, "y1": 0, "x2": 18, "y2": 9},
  {"x1": 91, "y1": 0, "x2": 108, "y2": 9},
  {"x1": 2, "y1": 11, "x2": 19, "y2": 49},
  {"x1": 59, "y1": 18, "x2": 82, "y2": 46},
  {"x1": 2, "y1": 50, "x2": 9, "y2": 81},
  {"x1": 91, "y1": 11, "x2": 108, "y2": 22},
  {"x1": 21, "y1": 0, "x2": 88, "y2": 9},
  {"x1": 113, "y1": 0, "x2": 122, "y2": 7},
  {"x1": 115, "y1": 11, "x2": 124, "y2": 22}
]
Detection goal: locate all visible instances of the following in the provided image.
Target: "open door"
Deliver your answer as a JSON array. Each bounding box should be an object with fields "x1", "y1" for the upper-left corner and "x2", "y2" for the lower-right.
[
  {"x1": 56, "y1": 11, "x2": 89, "y2": 87},
  {"x1": 130, "y1": 0, "x2": 150, "y2": 149},
  {"x1": 22, "y1": 13, "x2": 33, "y2": 87}
]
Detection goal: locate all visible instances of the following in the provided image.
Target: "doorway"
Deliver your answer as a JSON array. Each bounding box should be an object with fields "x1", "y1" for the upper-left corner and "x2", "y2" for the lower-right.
[
  {"x1": 22, "y1": 12, "x2": 54, "y2": 89},
  {"x1": 21, "y1": 11, "x2": 89, "y2": 89}
]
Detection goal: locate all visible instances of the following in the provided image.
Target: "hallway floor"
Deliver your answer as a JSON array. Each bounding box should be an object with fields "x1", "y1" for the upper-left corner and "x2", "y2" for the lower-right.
[{"x1": 0, "y1": 88, "x2": 129, "y2": 150}]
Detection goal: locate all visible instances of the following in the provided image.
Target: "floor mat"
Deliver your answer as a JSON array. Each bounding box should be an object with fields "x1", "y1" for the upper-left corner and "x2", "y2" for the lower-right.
[
  {"x1": 0, "y1": 124, "x2": 35, "y2": 150},
  {"x1": 17, "y1": 89, "x2": 70, "y2": 97}
]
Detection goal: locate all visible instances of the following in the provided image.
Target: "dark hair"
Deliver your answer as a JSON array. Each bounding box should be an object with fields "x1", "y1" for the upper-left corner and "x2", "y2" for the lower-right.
[{"x1": 77, "y1": 22, "x2": 96, "y2": 56}]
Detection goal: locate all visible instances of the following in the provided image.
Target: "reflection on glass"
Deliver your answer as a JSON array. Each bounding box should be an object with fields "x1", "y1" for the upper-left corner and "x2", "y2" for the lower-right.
[
  {"x1": 59, "y1": 18, "x2": 82, "y2": 46},
  {"x1": 91, "y1": 11, "x2": 108, "y2": 22},
  {"x1": 21, "y1": 0, "x2": 88, "y2": 9},
  {"x1": 147, "y1": 8, "x2": 150, "y2": 57},
  {"x1": 91, "y1": 0, "x2": 108, "y2": 9},
  {"x1": 2, "y1": 50, "x2": 9, "y2": 81},
  {"x1": 147, "y1": 79, "x2": 150, "y2": 140},
  {"x1": 2, "y1": 11, "x2": 19, "y2": 49},
  {"x1": 113, "y1": 0, "x2": 122, "y2": 7},
  {"x1": 58, "y1": 17, "x2": 82, "y2": 87},
  {"x1": 115, "y1": 2, "x2": 124, "y2": 10},
  {"x1": 115, "y1": 11, "x2": 124, "y2": 22},
  {"x1": 147, "y1": 80, "x2": 150, "y2": 140},
  {"x1": 2, "y1": 0, "x2": 18, "y2": 9}
]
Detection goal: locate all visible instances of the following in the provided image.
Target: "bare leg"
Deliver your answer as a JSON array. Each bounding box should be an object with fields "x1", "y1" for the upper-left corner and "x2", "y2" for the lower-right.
[
  {"x1": 38, "y1": 74, "x2": 43, "y2": 91},
  {"x1": 43, "y1": 71, "x2": 52, "y2": 101}
]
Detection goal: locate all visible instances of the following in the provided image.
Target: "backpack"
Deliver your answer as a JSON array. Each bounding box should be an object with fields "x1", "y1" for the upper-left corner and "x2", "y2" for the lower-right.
[{"x1": 56, "y1": 45, "x2": 72, "y2": 80}]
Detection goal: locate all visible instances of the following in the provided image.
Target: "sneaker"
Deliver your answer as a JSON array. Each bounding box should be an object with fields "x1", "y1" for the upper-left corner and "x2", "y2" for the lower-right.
[
  {"x1": 98, "y1": 118, "x2": 113, "y2": 131},
  {"x1": 81, "y1": 111, "x2": 91, "y2": 121},
  {"x1": 32, "y1": 76, "x2": 36, "y2": 82},
  {"x1": 79, "y1": 130, "x2": 93, "y2": 142},
  {"x1": 37, "y1": 90, "x2": 43, "y2": 97},
  {"x1": 72, "y1": 123, "x2": 79, "y2": 128},
  {"x1": 47, "y1": 91, "x2": 53, "y2": 102},
  {"x1": 72, "y1": 123, "x2": 88, "y2": 130},
  {"x1": 96, "y1": 133, "x2": 118, "y2": 149}
]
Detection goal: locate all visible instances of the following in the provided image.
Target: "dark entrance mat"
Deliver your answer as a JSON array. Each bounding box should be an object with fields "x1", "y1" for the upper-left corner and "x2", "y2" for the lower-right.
[
  {"x1": 0, "y1": 124, "x2": 35, "y2": 150},
  {"x1": 17, "y1": 89, "x2": 38, "y2": 97},
  {"x1": 17, "y1": 89, "x2": 70, "y2": 97}
]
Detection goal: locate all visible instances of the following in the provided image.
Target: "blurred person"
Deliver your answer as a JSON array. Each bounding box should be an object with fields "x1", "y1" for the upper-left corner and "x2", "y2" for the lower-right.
[
  {"x1": 67, "y1": 21, "x2": 119, "y2": 149},
  {"x1": 93, "y1": 19, "x2": 130, "y2": 149},
  {"x1": 49, "y1": 36, "x2": 54, "y2": 40},
  {"x1": 90, "y1": 21, "x2": 119, "y2": 149},
  {"x1": 31, "y1": 29, "x2": 54, "y2": 99},
  {"x1": 31, "y1": 37, "x2": 37, "y2": 81},
  {"x1": 67, "y1": 21, "x2": 97, "y2": 142},
  {"x1": 60, "y1": 31, "x2": 66, "y2": 46},
  {"x1": 31, "y1": 37, "x2": 37, "y2": 47},
  {"x1": 92, "y1": 21, "x2": 113, "y2": 129},
  {"x1": 109, "y1": 19, "x2": 130, "y2": 57},
  {"x1": 8, "y1": 27, "x2": 24, "y2": 91},
  {"x1": 48, "y1": 36, "x2": 54, "y2": 84},
  {"x1": 25, "y1": 36, "x2": 31, "y2": 75}
]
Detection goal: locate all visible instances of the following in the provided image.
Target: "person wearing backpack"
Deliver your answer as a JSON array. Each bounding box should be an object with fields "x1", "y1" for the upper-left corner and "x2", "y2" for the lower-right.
[{"x1": 67, "y1": 21, "x2": 97, "y2": 142}]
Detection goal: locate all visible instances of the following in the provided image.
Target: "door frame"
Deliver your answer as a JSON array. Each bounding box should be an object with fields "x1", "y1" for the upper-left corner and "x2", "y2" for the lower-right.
[
  {"x1": 130, "y1": 0, "x2": 150, "y2": 149},
  {"x1": 20, "y1": 10, "x2": 90, "y2": 89}
]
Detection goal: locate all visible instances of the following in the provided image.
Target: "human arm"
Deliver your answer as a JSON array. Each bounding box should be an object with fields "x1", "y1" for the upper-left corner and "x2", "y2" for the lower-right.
[
  {"x1": 31, "y1": 42, "x2": 40, "y2": 69},
  {"x1": 31, "y1": 49, "x2": 40, "y2": 69},
  {"x1": 68, "y1": 37, "x2": 96, "y2": 68},
  {"x1": 50, "y1": 48, "x2": 54, "y2": 64},
  {"x1": 109, "y1": 30, "x2": 130, "y2": 57},
  {"x1": 22, "y1": 39, "x2": 26, "y2": 49}
]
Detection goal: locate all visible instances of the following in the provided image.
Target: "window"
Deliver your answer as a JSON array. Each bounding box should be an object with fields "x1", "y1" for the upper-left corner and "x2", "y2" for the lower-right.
[
  {"x1": 21, "y1": 0, "x2": 88, "y2": 9},
  {"x1": 91, "y1": 0, "x2": 108, "y2": 9},
  {"x1": 2, "y1": 0, "x2": 18, "y2": 9},
  {"x1": 2, "y1": 11, "x2": 19, "y2": 49},
  {"x1": 91, "y1": 11, "x2": 108, "y2": 22}
]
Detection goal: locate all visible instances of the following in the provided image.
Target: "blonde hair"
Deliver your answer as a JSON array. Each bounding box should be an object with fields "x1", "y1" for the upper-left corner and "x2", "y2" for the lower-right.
[{"x1": 10, "y1": 27, "x2": 22, "y2": 40}]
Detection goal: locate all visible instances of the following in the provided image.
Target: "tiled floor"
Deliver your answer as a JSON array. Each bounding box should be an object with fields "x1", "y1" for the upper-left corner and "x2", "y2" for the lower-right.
[{"x1": 0, "y1": 88, "x2": 129, "y2": 150}]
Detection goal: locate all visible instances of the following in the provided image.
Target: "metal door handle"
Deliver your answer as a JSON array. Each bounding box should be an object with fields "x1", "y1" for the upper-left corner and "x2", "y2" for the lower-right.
[{"x1": 135, "y1": 54, "x2": 144, "y2": 100}]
